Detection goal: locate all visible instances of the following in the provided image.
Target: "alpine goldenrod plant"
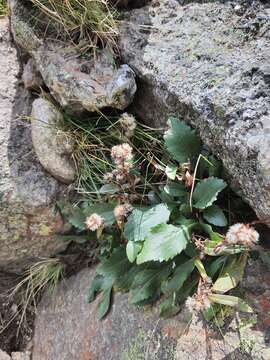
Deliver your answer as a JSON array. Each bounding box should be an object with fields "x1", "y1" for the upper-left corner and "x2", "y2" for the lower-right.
[
  {"x1": 30, "y1": 0, "x2": 118, "y2": 50},
  {"x1": 60, "y1": 116, "x2": 259, "y2": 321}
]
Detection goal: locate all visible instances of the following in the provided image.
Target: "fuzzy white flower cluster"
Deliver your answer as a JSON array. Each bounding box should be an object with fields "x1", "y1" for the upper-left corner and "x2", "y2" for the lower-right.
[
  {"x1": 114, "y1": 203, "x2": 133, "y2": 221},
  {"x1": 104, "y1": 143, "x2": 135, "y2": 185},
  {"x1": 225, "y1": 223, "x2": 259, "y2": 247},
  {"x1": 119, "y1": 113, "x2": 136, "y2": 138},
  {"x1": 85, "y1": 213, "x2": 104, "y2": 231},
  {"x1": 111, "y1": 143, "x2": 133, "y2": 164}
]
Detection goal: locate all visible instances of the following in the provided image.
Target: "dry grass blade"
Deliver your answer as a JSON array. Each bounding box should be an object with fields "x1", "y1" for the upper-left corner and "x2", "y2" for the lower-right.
[
  {"x1": 10, "y1": 258, "x2": 64, "y2": 333},
  {"x1": 30, "y1": 0, "x2": 118, "y2": 50}
]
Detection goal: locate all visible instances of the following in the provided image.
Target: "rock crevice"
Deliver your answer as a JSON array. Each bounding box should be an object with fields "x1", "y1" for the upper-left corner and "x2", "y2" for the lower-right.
[{"x1": 120, "y1": 0, "x2": 270, "y2": 225}]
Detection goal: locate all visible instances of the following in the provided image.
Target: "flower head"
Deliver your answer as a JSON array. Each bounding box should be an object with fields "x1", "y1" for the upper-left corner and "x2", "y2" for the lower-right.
[
  {"x1": 114, "y1": 203, "x2": 133, "y2": 221},
  {"x1": 119, "y1": 113, "x2": 137, "y2": 137},
  {"x1": 104, "y1": 172, "x2": 114, "y2": 182},
  {"x1": 185, "y1": 294, "x2": 211, "y2": 313},
  {"x1": 85, "y1": 213, "x2": 104, "y2": 231},
  {"x1": 185, "y1": 279, "x2": 212, "y2": 314},
  {"x1": 225, "y1": 223, "x2": 259, "y2": 247},
  {"x1": 111, "y1": 143, "x2": 133, "y2": 164},
  {"x1": 184, "y1": 170, "x2": 194, "y2": 188}
]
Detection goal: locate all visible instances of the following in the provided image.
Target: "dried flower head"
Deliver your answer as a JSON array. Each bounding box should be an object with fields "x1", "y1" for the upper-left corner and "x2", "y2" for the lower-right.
[
  {"x1": 104, "y1": 172, "x2": 114, "y2": 182},
  {"x1": 225, "y1": 223, "x2": 259, "y2": 247},
  {"x1": 111, "y1": 143, "x2": 133, "y2": 164},
  {"x1": 186, "y1": 279, "x2": 212, "y2": 313},
  {"x1": 85, "y1": 213, "x2": 104, "y2": 231},
  {"x1": 111, "y1": 162, "x2": 133, "y2": 184},
  {"x1": 184, "y1": 170, "x2": 194, "y2": 188},
  {"x1": 119, "y1": 113, "x2": 137, "y2": 137},
  {"x1": 114, "y1": 203, "x2": 133, "y2": 220},
  {"x1": 185, "y1": 294, "x2": 211, "y2": 313}
]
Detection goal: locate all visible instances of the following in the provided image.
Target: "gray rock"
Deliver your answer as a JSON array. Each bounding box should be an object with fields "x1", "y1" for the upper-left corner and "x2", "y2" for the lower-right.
[
  {"x1": 22, "y1": 58, "x2": 43, "y2": 90},
  {"x1": 31, "y1": 98, "x2": 76, "y2": 184},
  {"x1": 0, "y1": 350, "x2": 10, "y2": 360},
  {"x1": 32, "y1": 261, "x2": 270, "y2": 360},
  {"x1": 11, "y1": 352, "x2": 31, "y2": 360},
  {"x1": 119, "y1": 0, "x2": 270, "y2": 226},
  {"x1": 9, "y1": 0, "x2": 43, "y2": 54},
  {"x1": 9, "y1": 0, "x2": 137, "y2": 114},
  {"x1": 0, "y1": 18, "x2": 65, "y2": 272},
  {"x1": 34, "y1": 46, "x2": 137, "y2": 114}
]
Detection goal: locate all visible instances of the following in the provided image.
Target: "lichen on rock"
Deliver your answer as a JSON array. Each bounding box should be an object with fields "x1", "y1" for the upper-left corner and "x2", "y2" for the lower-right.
[
  {"x1": 31, "y1": 98, "x2": 76, "y2": 184},
  {"x1": 119, "y1": 0, "x2": 270, "y2": 226}
]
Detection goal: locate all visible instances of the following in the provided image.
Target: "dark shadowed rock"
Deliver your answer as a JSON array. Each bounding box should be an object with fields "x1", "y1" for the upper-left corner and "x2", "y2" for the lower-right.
[
  {"x1": 0, "y1": 18, "x2": 66, "y2": 272},
  {"x1": 22, "y1": 58, "x2": 43, "y2": 90},
  {"x1": 32, "y1": 260, "x2": 270, "y2": 360},
  {"x1": 31, "y1": 98, "x2": 76, "y2": 184},
  {"x1": 120, "y1": 0, "x2": 270, "y2": 226}
]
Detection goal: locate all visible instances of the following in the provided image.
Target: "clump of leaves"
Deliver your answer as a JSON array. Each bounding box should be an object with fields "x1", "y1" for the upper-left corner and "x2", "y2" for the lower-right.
[
  {"x1": 0, "y1": 0, "x2": 7, "y2": 16},
  {"x1": 30, "y1": 0, "x2": 118, "y2": 51},
  {"x1": 61, "y1": 117, "x2": 257, "y2": 321}
]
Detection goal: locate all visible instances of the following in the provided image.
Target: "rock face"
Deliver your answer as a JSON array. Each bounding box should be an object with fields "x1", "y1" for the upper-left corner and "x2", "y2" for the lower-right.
[
  {"x1": 9, "y1": 0, "x2": 137, "y2": 114},
  {"x1": 32, "y1": 261, "x2": 270, "y2": 360},
  {"x1": 120, "y1": 0, "x2": 270, "y2": 226},
  {"x1": 0, "y1": 18, "x2": 65, "y2": 272},
  {"x1": 0, "y1": 351, "x2": 31, "y2": 360},
  {"x1": 34, "y1": 46, "x2": 137, "y2": 114},
  {"x1": 31, "y1": 98, "x2": 76, "y2": 184},
  {"x1": 22, "y1": 58, "x2": 43, "y2": 90}
]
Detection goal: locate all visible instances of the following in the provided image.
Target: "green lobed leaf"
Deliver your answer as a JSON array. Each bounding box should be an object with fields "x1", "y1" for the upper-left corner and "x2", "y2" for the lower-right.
[
  {"x1": 190, "y1": 223, "x2": 224, "y2": 244},
  {"x1": 207, "y1": 255, "x2": 227, "y2": 278},
  {"x1": 68, "y1": 207, "x2": 86, "y2": 230},
  {"x1": 205, "y1": 244, "x2": 247, "y2": 256},
  {"x1": 164, "y1": 183, "x2": 187, "y2": 200},
  {"x1": 98, "y1": 286, "x2": 112, "y2": 319},
  {"x1": 87, "y1": 274, "x2": 104, "y2": 303},
  {"x1": 115, "y1": 265, "x2": 144, "y2": 291},
  {"x1": 162, "y1": 258, "x2": 195, "y2": 294},
  {"x1": 165, "y1": 164, "x2": 178, "y2": 180},
  {"x1": 98, "y1": 184, "x2": 119, "y2": 194},
  {"x1": 160, "y1": 293, "x2": 181, "y2": 318},
  {"x1": 136, "y1": 224, "x2": 190, "y2": 264},
  {"x1": 203, "y1": 205, "x2": 228, "y2": 227},
  {"x1": 212, "y1": 254, "x2": 248, "y2": 293},
  {"x1": 97, "y1": 247, "x2": 133, "y2": 286},
  {"x1": 161, "y1": 277, "x2": 199, "y2": 318},
  {"x1": 129, "y1": 265, "x2": 172, "y2": 304},
  {"x1": 193, "y1": 177, "x2": 227, "y2": 209},
  {"x1": 164, "y1": 118, "x2": 201, "y2": 164},
  {"x1": 208, "y1": 294, "x2": 253, "y2": 313},
  {"x1": 126, "y1": 241, "x2": 142, "y2": 263},
  {"x1": 124, "y1": 204, "x2": 170, "y2": 242}
]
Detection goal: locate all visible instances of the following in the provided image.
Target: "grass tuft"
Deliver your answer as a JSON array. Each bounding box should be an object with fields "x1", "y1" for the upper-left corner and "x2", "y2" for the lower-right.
[
  {"x1": 30, "y1": 0, "x2": 118, "y2": 51},
  {"x1": 10, "y1": 258, "x2": 64, "y2": 331},
  {"x1": 61, "y1": 112, "x2": 166, "y2": 202}
]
